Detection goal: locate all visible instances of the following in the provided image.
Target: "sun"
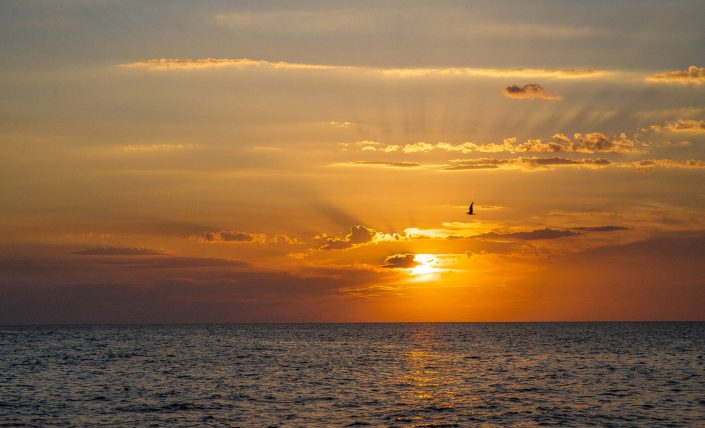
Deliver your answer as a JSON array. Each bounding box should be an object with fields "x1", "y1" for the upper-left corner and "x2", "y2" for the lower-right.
[{"x1": 410, "y1": 254, "x2": 440, "y2": 276}]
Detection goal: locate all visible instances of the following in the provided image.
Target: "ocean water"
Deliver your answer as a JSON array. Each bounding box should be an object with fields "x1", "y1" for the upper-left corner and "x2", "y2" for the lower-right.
[{"x1": 1, "y1": 323, "x2": 704, "y2": 427}]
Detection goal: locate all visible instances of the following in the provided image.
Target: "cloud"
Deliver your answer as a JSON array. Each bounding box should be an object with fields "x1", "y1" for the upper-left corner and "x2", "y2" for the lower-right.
[
  {"x1": 351, "y1": 133, "x2": 644, "y2": 155},
  {"x1": 503, "y1": 84, "x2": 562, "y2": 100},
  {"x1": 378, "y1": 67, "x2": 603, "y2": 79},
  {"x1": 629, "y1": 159, "x2": 705, "y2": 170},
  {"x1": 329, "y1": 121, "x2": 353, "y2": 128},
  {"x1": 315, "y1": 225, "x2": 403, "y2": 250},
  {"x1": 114, "y1": 144, "x2": 193, "y2": 153},
  {"x1": 572, "y1": 226, "x2": 629, "y2": 232},
  {"x1": 664, "y1": 119, "x2": 705, "y2": 133},
  {"x1": 119, "y1": 58, "x2": 340, "y2": 71},
  {"x1": 0, "y1": 258, "x2": 381, "y2": 323},
  {"x1": 517, "y1": 133, "x2": 640, "y2": 153},
  {"x1": 74, "y1": 247, "x2": 165, "y2": 256},
  {"x1": 95, "y1": 257, "x2": 250, "y2": 270},
  {"x1": 345, "y1": 157, "x2": 705, "y2": 172},
  {"x1": 646, "y1": 65, "x2": 705, "y2": 84},
  {"x1": 442, "y1": 157, "x2": 611, "y2": 171},
  {"x1": 316, "y1": 225, "x2": 377, "y2": 250},
  {"x1": 120, "y1": 58, "x2": 604, "y2": 80},
  {"x1": 197, "y1": 230, "x2": 258, "y2": 243},
  {"x1": 442, "y1": 157, "x2": 705, "y2": 171},
  {"x1": 508, "y1": 234, "x2": 705, "y2": 321},
  {"x1": 477, "y1": 228, "x2": 581, "y2": 241},
  {"x1": 383, "y1": 254, "x2": 419, "y2": 269},
  {"x1": 193, "y1": 231, "x2": 299, "y2": 245},
  {"x1": 347, "y1": 161, "x2": 422, "y2": 168}
]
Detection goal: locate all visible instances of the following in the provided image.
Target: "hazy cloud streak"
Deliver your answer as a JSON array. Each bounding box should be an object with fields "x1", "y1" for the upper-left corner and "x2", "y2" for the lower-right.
[
  {"x1": 120, "y1": 58, "x2": 605, "y2": 80},
  {"x1": 646, "y1": 66, "x2": 705, "y2": 84}
]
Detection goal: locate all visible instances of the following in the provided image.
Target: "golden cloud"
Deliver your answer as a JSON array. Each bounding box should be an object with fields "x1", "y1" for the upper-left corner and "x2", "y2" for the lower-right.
[
  {"x1": 646, "y1": 65, "x2": 705, "y2": 84},
  {"x1": 351, "y1": 132, "x2": 644, "y2": 155},
  {"x1": 115, "y1": 144, "x2": 193, "y2": 153},
  {"x1": 665, "y1": 119, "x2": 705, "y2": 133},
  {"x1": 315, "y1": 225, "x2": 404, "y2": 250},
  {"x1": 517, "y1": 133, "x2": 641, "y2": 153},
  {"x1": 119, "y1": 58, "x2": 341, "y2": 71},
  {"x1": 444, "y1": 157, "x2": 705, "y2": 171},
  {"x1": 120, "y1": 58, "x2": 605, "y2": 79},
  {"x1": 193, "y1": 231, "x2": 300, "y2": 244},
  {"x1": 348, "y1": 161, "x2": 422, "y2": 168},
  {"x1": 475, "y1": 228, "x2": 581, "y2": 241}
]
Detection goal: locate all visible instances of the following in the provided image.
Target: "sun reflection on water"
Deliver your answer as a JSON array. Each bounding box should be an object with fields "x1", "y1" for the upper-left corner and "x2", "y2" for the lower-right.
[{"x1": 400, "y1": 327, "x2": 456, "y2": 410}]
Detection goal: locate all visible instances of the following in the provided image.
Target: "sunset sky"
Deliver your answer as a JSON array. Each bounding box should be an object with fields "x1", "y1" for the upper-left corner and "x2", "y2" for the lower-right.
[{"x1": 1, "y1": 0, "x2": 704, "y2": 323}]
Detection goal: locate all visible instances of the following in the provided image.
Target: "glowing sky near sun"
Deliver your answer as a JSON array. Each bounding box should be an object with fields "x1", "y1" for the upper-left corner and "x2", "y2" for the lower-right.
[{"x1": 1, "y1": 0, "x2": 704, "y2": 323}]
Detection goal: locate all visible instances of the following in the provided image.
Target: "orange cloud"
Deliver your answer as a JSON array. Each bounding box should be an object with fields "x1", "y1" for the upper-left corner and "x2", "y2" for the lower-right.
[
  {"x1": 475, "y1": 228, "x2": 581, "y2": 241},
  {"x1": 119, "y1": 58, "x2": 341, "y2": 71},
  {"x1": 517, "y1": 132, "x2": 641, "y2": 153},
  {"x1": 114, "y1": 144, "x2": 193, "y2": 153},
  {"x1": 665, "y1": 119, "x2": 705, "y2": 133},
  {"x1": 503, "y1": 83, "x2": 562, "y2": 100},
  {"x1": 120, "y1": 58, "x2": 604, "y2": 79},
  {"x1": 439, "y1": 157, "x2": 705, "y2": 171},
  {"x1": 646, "y1": 65, "x2": 705, "y2": 84},
  {"x1": 74, "y1": 247, "x2": 166, "y2": 256},
  {"x1": 382, "y1": 254, "x2": 419, "y2": 268},
  {"x1": 349, "y1": 132, "x2": 644, "y2": 155},
  {"x1": 341, "y1": 157, "x2": 705, "y2": 172},
  {"x1": 348, "y1": 161, "x2": 422, "y2": 168},
  {"x1": 193, "y1": 231, "x2": 299, "y2": 244},
  {"x1": 315, "y1": 225, "x2": 404, "y2": 250}
]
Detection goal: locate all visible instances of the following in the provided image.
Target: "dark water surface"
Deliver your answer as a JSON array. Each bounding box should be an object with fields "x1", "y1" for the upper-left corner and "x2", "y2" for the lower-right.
[{"x1": 1, "y1": 323, "x2": 704, "y2": 426}]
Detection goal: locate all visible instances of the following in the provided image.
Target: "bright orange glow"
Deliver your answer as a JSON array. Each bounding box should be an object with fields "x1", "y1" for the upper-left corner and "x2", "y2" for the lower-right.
[{"x1": 410, "y1": 254, "x2": 439, "y2": 275}]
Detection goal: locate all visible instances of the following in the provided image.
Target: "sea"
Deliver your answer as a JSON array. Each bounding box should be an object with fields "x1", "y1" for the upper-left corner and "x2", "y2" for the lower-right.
[{"x1": 1, "y1": 323, "x2": 704, "y2": 427}]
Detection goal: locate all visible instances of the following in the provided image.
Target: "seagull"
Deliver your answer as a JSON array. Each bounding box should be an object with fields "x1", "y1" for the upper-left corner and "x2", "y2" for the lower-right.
[{"x1": 467, "y1": 202, "x2": 476, "y2": 216}]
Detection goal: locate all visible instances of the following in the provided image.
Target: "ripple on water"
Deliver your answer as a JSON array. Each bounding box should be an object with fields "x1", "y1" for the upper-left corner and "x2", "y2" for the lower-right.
[{"x1": 1, "y1": 323, "x2": 704, "y2": 426}]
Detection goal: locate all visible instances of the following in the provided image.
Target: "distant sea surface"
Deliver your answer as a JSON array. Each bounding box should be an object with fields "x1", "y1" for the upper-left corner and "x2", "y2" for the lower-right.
[{"x1": 1, "y1": 323, "x2": 704, "y2": 427}]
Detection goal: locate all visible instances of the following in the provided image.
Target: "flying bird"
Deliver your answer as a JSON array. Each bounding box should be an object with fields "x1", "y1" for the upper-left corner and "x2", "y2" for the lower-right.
[{"x1": 467, "y1": 202, "x2": 476, "y2": 216}]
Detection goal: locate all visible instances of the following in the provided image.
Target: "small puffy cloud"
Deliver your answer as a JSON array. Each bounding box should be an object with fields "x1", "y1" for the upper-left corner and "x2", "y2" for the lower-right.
[
  {"x1": 477, "y1": 228, "x2": 581, "y2": 241},
  {"x1": 316, "y1": 225, "x2": 376, "y2": 250},
  {"x1": 646, "y1": 66, "x2": 705, "y2": 84},
  {"x1": 503, "y1": 84, "x2": 562, "y2": 100},
  {"x1": 193, "y1": 231, "x2": 299, "y2": 245},
  {"x1": 329, "y1": 121, "x2": 353, "y2": 128},
  {"x1": 74, "y1": 247, "x2": 165, "y2": 256},
  {"x1": 341, "y1": 141, "x2": 400, "y2": 153},
  {"x1": 383, "y1": 254, "x2": 419, "y2": 269},
  {"x1": 401, "y1": 142, "x2": 436, "y2": 153}
]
